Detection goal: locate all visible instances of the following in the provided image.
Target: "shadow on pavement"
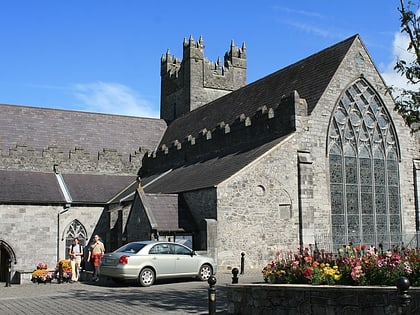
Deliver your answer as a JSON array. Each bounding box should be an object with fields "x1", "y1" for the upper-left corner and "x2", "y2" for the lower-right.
[{"x1": 72, "y1": 278, "x2": 229, "y2": 314}]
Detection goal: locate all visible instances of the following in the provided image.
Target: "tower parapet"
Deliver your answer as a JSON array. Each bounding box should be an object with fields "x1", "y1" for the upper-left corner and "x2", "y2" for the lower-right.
[
  {"x1": 160, "y1": 36, "x2": 247, "y2": 123},
  {"x1": 141, "y1": 91, "x2": 308, "y2": 178}
]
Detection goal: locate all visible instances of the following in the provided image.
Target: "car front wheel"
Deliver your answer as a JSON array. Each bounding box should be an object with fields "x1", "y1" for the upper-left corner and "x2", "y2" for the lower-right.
[
  {"x1": 198, "y1": 264, "x2": 213, "y2": 281},
  {"x1": 138, "y1": 267, "x2": 155, "y2": 287}
]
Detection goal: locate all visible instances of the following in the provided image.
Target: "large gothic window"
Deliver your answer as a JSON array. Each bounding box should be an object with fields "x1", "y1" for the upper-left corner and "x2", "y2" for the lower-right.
[{"x1": 328, "y1": 78, "x2": 401, "y2": 250}]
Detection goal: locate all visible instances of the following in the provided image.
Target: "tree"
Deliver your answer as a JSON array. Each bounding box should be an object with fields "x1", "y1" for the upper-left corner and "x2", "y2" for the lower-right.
[{"x1": 393, "y1": 0, "x2": 420, "y2": 131}]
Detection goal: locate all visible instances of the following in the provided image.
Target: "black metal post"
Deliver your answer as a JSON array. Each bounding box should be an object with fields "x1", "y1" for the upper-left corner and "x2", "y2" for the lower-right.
[
  {"x1": 58, "y1": 261, "x2": 63, "y2": 284},
  {"x1": 240, "y1": 252, "x2": 245, "y2": 274},
  {"x1": 232, "y1": 267, "x2": 239, "y2": 284},
  {"x1": 208, "y1": 275, "x2": 217, "y2": 315},
  {"x1": 5, "y1": 259, "x2": 11, "y2": 287},
  {"x1": 396, "y1": 276, "x2": 411, "y2": 314}
]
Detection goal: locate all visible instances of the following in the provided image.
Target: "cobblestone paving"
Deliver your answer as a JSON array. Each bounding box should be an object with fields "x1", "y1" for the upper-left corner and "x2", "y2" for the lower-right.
[{"x1": 0, "y1": 271, "x2": 262, "y2": 315}]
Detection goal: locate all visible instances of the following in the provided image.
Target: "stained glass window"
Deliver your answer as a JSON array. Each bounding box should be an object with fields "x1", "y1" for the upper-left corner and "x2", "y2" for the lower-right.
[{"x1": 328, "y1": 78, "x2": 401, "y2": 250}]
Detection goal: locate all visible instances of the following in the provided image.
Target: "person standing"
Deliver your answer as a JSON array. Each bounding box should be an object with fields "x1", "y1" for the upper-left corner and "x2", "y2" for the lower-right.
[
  {"x1": 69, "y1": 238, "x2": 83, "y2": 283},
  {"x1": 87, "y1": 234, "x2": 105, "y2": 282}
]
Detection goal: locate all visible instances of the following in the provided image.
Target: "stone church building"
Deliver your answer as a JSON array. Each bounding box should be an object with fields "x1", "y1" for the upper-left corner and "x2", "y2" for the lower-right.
[{"x1": 0, "y1": 34, "x2": 419, "y2": 283}]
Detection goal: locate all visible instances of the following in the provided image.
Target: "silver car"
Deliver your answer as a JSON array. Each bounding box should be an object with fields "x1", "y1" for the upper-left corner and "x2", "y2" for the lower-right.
[{"x1": 100, "y1": 241, "x2": 217, "y2": 286}]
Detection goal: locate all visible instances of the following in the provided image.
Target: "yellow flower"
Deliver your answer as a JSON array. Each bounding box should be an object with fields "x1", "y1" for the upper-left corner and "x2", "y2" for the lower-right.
[{"x1": 32, "y1": 269, "x2": 48, "y2": 278}]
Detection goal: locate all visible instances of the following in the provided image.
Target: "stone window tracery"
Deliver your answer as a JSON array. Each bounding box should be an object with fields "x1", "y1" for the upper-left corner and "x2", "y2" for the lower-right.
[
  {"x1": 327, "y1": 78, "x2": 401, "y2": 250},
  {"x1": 64, "y1": 220, "x2": 87, "y2": 259}
]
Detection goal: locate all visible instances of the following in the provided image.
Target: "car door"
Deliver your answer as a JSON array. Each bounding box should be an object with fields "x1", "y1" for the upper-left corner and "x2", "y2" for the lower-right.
[
  {"x1": 148, "y1": 243, "x2": 175, "y2": 276},
  {"x1": 173, "y1": 244, "x2": 199, "y2": 275}
]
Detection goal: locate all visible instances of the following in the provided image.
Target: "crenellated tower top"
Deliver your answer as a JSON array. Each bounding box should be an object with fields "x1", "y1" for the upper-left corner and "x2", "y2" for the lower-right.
[{"x1": 160, "y1": 35, "x2": 247, "y2": 124}]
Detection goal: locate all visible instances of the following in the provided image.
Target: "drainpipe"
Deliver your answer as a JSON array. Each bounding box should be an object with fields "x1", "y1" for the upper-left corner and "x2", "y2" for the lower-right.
[
  {"x1": 414, "y1": 160, "x2": 420, "y2": 247},
  {"x1": 54, "y1": 165, "x2": 73, "y2": 261}
]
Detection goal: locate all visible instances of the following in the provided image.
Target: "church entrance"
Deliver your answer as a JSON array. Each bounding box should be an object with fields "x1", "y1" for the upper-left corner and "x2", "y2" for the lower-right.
[
  {"x1": 0, "y1": 245, "x2": 11, "y2": 282},
  {"x1": 0, "y1": 240, "x2": 16, "y2": 283}
]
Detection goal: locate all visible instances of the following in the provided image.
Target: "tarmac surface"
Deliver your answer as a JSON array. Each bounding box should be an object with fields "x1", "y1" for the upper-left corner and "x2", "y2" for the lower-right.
[{"x1": 0, "y1": 271, "x2": 263, "y2": 315}]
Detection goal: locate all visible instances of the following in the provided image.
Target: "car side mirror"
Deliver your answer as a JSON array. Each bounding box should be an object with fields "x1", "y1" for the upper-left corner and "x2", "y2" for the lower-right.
[{"x1": 190, "y1": 251, "x2": 196, "y2": 257}]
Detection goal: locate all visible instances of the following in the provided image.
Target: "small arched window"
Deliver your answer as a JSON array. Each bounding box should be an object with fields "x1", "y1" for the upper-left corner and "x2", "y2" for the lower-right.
[
  {"x1": 327, "y1": 78, "x2": 401, "y2": 250},
  {"x1": 64, "y1": 220, "x2": 87, "y2": 259}
]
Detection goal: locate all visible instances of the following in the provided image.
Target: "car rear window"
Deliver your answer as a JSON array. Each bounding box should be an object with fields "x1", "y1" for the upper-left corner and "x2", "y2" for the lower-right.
[{"x1": 116, "y1": 243, "x2": 147, "y2": 253}]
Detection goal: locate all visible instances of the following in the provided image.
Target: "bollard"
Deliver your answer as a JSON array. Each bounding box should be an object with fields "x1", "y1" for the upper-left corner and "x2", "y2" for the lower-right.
[
  {"x1": 232, "y1": 267, "x2": 239, "y2": 284},
  {"x1": 396, "y1": 276, "x2": 411, "y2": 314},
  {"x1": 240, "y1": 252, "x2": 245, "y2": 274},
  {"x1": 5, "y1": 259, "x2": 11, "y2": 287},
  {"x1": 58, "y1": 261, "x2": 63, "y2": 284},
  {"x1": 208, "y1": 275, "x2": 217, "y2": 315}
]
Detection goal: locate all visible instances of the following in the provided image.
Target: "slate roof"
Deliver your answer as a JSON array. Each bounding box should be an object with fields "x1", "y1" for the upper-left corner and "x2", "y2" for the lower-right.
[
  {"x1": 142, "y1": 136, "x2": 287, "y2": 194},
  {"x1": 62, "y1": 174, "x2": 137, "y2": 204},
  {"x1": 159, "y1": 35, "x2": 357, "y2": 147},
  {"x1": 0, "y1": 170, "x2": 136, "y2": 205},
  {"x1": 0, "y1": 170, "x2": 64, "y2": 204},
  {"x1": 141, "y1": 193, "x2": 196, "y2": 232},
  {"x1": 0, "y1": 104, "x2": 167, "y2": 158},
  {"x1": 142, "y1": 35, "x2": 359, "y2": 194}
]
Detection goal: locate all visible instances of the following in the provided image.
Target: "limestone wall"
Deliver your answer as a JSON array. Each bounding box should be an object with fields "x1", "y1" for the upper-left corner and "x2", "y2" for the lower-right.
[
  {"x1": 299, "y1": 38, "x2": 419, "y2": 247},
  {"x1": 0, "y1": 144, "x2": 142, "y2": 175},
  {"x1": 216, "y1": 135, "x2": 300, "y2": 271},
  {"x1": 0, "y1": 204, "x2": 104, "y2": 282},
  {"x1": 226, "y1": 284, "x2": 420, "y2": 314}
]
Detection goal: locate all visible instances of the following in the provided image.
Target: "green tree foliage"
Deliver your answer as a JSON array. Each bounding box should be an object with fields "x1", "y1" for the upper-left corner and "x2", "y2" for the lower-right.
[{"x1": 393, "y1": 0, "x2": 420, "y2": 131}]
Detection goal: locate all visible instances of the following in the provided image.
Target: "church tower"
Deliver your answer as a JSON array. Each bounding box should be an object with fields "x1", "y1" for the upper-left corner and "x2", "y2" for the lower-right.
[{"x1": 160, "y1": 36, "x2": 247, "y2": 123}]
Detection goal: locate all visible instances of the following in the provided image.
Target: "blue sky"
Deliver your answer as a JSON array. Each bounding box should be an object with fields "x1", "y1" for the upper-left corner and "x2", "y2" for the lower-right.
[{"x1": 0, "y1": 1, "x2": 411, "y2": 118}]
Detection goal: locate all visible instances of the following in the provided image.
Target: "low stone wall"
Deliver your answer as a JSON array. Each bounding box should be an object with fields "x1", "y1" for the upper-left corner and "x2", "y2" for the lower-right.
[
  {"x1": 12, "y1": 270, "x2": 32, "y2": 284},
  {"x1": 226, "y1": 283, "x2": 420, "y2": 314}
]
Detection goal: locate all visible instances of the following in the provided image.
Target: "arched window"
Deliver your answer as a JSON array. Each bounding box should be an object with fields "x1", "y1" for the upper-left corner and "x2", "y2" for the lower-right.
[
  {"x1": 327, "y1": 78, "x2": 401, "y2": 250},
  {"x1": 64, "y1": 220, "x2": 87, "y2": 259}
]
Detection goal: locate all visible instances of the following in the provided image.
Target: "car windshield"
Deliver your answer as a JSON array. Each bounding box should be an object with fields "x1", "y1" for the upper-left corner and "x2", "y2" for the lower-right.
[{"x1": 115, "y1": 243, "x2": 147, "y2": 254}]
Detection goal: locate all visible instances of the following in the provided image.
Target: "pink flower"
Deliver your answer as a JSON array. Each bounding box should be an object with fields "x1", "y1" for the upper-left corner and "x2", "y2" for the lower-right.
[{"x1": 351, "y1": 265, "x2": 363, "y2": 281}]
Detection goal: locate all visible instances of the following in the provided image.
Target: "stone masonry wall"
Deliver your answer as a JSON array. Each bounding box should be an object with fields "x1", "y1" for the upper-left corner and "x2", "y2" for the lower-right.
[
  {"x1": 298, "y1": 38, "x2": 419, "y2": 247},
  {"x1": 213, "y1": 38, "x2": 420, "y2": 272},
  {"x1": 0, "y1": 204, "x2": 104, "y2": 282},
  {"x1": 227, "y1": 284, "x2": 420, "y2": 314},
  {"x1": 160, "y1": 36, "x2": 246, "y2": 122},
  {"x1": 183, "y1": 189, "x2": 217, "y2": 252},
  {"x1": 0, "y1": 144, "x2": 142, "y2": 175},
  {"x1": 216, "y1": 135, "x2": 300, "y2": 271}
]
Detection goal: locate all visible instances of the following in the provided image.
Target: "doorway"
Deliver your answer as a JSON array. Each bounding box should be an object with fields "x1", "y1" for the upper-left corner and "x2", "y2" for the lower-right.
[{"x1": 0, "y1": 245, "x2": 11, "y2": 282}]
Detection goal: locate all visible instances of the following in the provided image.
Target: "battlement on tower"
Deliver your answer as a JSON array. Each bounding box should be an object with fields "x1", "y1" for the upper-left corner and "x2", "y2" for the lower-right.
[
  {"x1": 160, "y1": 36, "x2": 247, "y2": 123},
  {"x1": 140, "y1": 91, "x2": 308, "y2": 178}
]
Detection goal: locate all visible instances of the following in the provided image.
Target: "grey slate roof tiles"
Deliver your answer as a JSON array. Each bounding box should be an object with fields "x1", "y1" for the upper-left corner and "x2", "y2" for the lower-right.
[
  {"x1": 0, "y1": 170, "x2": 136, "y2": 205},
  {"x1": 0, "y1": 170, "x2": 64, "y2": 203},
  {"x1": 142, "y1": 35, "x2": 358, "y2": 194},
  {"x1": 142, "y1": 193, "x2": 196, "y2": 232},
  {"x1": 0, "y1": 104, "x2": 166, "y2": 159},
  {"x1": 142, "y1": 136, "x2": 286, "y2": 194},
  {"x1": 159, "y1": 35, "x2": 357, "y2": 147},
  {"x1": 62, "y1": 174, "x2": 137, "y2": 204},
  {"x1": 0, "y1": 35, "x2": 359, "y2": 206}
]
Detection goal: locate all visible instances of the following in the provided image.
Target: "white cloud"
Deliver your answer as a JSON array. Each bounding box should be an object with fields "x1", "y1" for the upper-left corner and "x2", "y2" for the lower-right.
[
  {"x1": 72, "y1": 82, "x2": 159, "y2": 118},
  {"x1": 381, "y1": 32, "x2": 411, "y2": 90}
]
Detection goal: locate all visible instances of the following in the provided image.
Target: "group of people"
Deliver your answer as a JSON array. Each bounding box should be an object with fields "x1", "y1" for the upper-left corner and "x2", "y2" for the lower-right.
[{"x1": 68, "y1": 234, "x2": 105, "y2": 282}]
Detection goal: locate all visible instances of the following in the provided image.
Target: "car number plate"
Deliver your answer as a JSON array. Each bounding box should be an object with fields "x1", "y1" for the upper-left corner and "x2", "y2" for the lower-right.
[{"x1": 105, "y1": 258, "x2": 113, "y2": 264}]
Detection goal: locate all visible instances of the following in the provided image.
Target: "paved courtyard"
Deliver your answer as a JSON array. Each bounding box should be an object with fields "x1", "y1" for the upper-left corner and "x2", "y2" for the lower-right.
[{"x1": 0, "y1": 271, "x2": 262, "y2": 315}]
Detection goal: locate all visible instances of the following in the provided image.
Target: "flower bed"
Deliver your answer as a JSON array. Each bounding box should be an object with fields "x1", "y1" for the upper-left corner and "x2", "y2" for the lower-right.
[
  {"x1": 55, "y1": 259, "x2": 72, "y2": 282},
  {"x1": 31, "y1": 260, "x2": 73, "y2": 284},
  {"x1": 262, "y1": 244, "x2": 420, "y2": 286},
  {"x1": 31, "y1": 263, "x2": 54, "y2": 284}
]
